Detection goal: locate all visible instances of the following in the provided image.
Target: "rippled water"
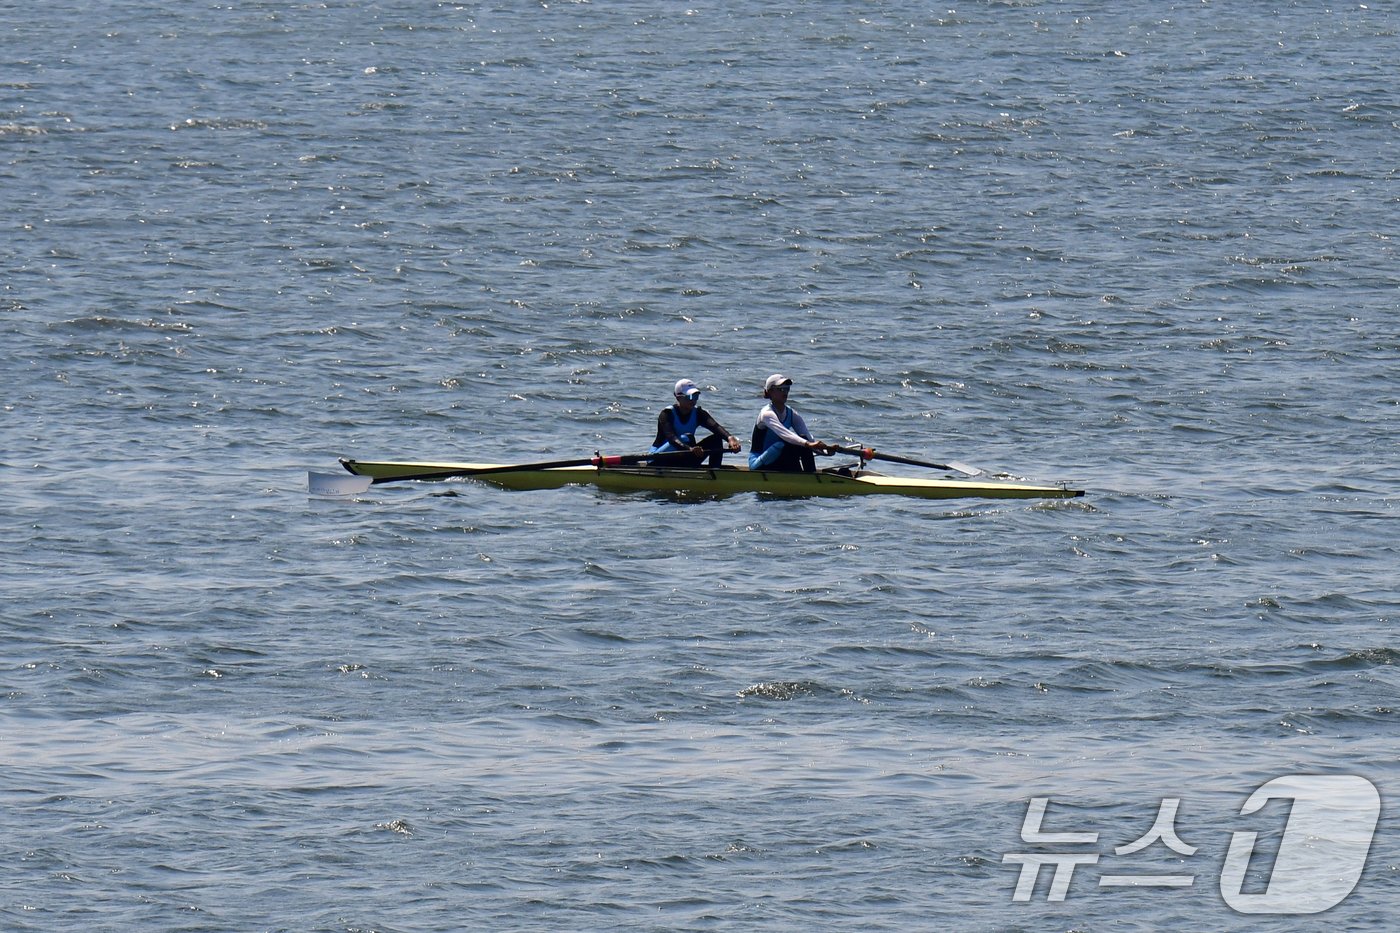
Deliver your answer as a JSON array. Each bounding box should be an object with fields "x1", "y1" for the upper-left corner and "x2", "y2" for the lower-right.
[{"x1": 5, "y1": 2, "x2": 1400, "y2": 929}]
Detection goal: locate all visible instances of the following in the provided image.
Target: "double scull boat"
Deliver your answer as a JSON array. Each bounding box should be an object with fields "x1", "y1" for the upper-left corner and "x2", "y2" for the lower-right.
[{"x1": 338, "y1": 457, "x2": 1084, "y2": 501}]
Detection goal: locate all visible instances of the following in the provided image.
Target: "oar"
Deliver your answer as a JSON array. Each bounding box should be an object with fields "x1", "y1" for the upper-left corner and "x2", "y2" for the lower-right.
[
  {"x1": 309, "y1": 471, "x2": 374, "y2": 497},
  {"x1": 348, "y1": 449, "x2": 707, "y2": 485},
  {"x1": 829, "y1": 444, "x2": 983, "y2": 476}
]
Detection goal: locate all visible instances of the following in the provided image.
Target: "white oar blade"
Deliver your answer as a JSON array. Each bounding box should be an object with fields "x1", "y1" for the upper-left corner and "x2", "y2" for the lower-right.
[
  {"x1": 308, "y1": 471, "x2": 373, "y2": 497},
  {"x1": 946, "y1": 461, "x2": 984, "y2": 476}
]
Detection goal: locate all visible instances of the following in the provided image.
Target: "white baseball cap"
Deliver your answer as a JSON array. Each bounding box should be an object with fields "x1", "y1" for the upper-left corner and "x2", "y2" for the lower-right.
[
  {"x1": 674, "y1": 378, "x2": 701, "y2": 399},
  {"x1": 763, "y1": 373, "x2": 793, "y2": 392}
]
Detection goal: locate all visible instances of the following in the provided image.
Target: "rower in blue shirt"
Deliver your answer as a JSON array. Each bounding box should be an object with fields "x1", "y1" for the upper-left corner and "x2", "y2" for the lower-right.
[
  {"x1": 748, "y1": 374, "x2": 834, "y2": 472},
  {"x1": 650, "y1": 379, "x2": 742, "y2": 468}
]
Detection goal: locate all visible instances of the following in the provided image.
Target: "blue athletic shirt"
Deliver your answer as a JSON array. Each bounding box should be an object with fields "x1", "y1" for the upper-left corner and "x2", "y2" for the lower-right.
[{"x1": 650, "y1": 404, "x2": 732, "y2": 453}]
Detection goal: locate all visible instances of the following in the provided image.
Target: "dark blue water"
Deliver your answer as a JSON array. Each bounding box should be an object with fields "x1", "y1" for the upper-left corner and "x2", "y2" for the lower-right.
[{"x1": 5, "y1": 2, "x2": 1399, "y2": 929}]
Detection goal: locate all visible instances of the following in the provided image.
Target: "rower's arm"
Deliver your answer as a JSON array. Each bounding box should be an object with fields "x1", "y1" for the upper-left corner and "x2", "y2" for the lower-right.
[
  {"x1": 699, "y1": 409, "x2": 738, "y2": 445},
  {"x1": 788, "y1": 410, "x2": 815, "y2": 442},
  {"x1": 761, "y1": 409, "x2": 810, "y2": 446}
]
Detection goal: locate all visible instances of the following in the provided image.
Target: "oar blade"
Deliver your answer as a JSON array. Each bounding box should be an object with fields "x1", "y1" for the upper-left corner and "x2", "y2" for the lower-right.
[
  {"x1": 309, "y1": 471, "x2": 373, "y2": 497},
  {"x1": 945, "y1": 460, "x2": 984, "y2": 477}
]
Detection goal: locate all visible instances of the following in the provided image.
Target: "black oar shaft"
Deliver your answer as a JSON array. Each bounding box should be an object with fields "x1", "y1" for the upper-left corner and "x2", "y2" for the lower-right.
[
  {"x1": 830, "y1": 445, "x2": 952, "y2": 471},
  {"x1": 871, "y1": 451, "x2": 953, "y2": 471},
  {"x1": 357, "y1": 449, "x2": 700, "y2": 484}
]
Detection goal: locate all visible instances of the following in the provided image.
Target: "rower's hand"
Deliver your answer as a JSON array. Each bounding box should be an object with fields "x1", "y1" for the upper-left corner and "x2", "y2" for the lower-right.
[
  {"x1": 690, "y1": 445, "x2": 704, "y2": 457},
  {"x1": 810, "y1": 440, "x2": 835, "y2": 455},
  {"x1": 726, "y1": 436, "x2": 741, "y2": 453}
]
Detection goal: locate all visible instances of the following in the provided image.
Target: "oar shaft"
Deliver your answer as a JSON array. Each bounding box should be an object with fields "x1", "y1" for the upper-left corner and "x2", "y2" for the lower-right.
[
  {"x1": 360, "y1": 457, "x2": 592, "y2": 484},
  {"x1": 467, "y1": 450, "x2": 699, "y2": 475},
  {"x1": 829, "y1": 444, "x2": 954, "y2": 472},
  {"x1": 872, "y1": 451, "x2": 954, "y2": 471},
  {"x1": 358, "y1": 449, "x2": 702, "y2": 484},
  {"x1": 456, "y1": 456, "x2": 621, "y2": 477}
]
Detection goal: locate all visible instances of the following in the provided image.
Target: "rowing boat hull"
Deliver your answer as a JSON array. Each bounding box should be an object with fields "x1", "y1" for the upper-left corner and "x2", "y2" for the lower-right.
[{"x1": 339, "y1": 459, "x2": 1084, "y2": 500}]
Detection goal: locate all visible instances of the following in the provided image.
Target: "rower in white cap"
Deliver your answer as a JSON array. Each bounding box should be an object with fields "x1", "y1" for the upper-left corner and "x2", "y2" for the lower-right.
[
  {"x1": 648, "y1": 378, "x2": 742, "y2": 467},
  {"x1": 748, "y1": 374, "x2": 834, "y2": 472}
]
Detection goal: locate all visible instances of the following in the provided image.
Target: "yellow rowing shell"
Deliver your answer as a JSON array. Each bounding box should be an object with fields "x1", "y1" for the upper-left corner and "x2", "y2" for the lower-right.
[{"x1": 340, "y1": 459, "x2": 1084, "y2": 501}]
